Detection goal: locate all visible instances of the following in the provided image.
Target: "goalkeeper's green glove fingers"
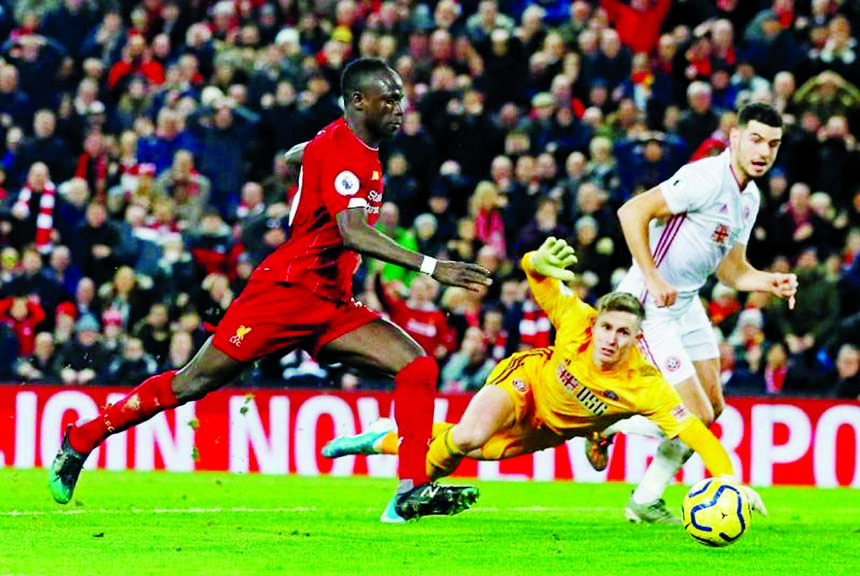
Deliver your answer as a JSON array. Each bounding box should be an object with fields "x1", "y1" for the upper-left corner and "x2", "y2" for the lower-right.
[{"x1": 530, "y1": 237, "x2": 578, "y2": 282}]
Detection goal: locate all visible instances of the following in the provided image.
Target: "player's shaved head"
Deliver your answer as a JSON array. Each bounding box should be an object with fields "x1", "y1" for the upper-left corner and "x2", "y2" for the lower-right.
[{"x1": 341, "y1": 58, "x2": 396, "y2": 105}]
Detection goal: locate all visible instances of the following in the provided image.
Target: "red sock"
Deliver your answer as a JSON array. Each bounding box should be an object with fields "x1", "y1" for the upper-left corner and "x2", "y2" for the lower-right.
[
  {"x1": 69, "y1": 371, "x2": 181, "y2": 454},
  {"x1": 393, "y1": 356, "x2": 437, "y2": 486}
]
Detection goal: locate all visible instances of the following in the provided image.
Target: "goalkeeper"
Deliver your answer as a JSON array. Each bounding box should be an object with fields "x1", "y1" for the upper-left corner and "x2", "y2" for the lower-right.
[{"x1": 324, "y1": 237, "x2": 767, "y2": 515}]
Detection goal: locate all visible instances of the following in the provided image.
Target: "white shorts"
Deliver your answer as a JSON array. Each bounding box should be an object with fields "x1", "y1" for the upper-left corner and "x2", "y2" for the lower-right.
[{"x1": 635, "y1": 297, "x2": 719, "y2": 385}]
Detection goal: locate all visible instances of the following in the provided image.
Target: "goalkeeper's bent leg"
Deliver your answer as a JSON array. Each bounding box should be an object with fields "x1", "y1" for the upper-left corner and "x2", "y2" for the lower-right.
[{"x1": 426, "y1": 426, "x2": 467, "y2": 480}]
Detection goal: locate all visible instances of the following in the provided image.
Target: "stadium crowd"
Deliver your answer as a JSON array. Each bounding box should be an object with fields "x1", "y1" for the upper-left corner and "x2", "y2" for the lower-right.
[{"x1": 0, "y1": 0, "x2": 859, "y2": 399}]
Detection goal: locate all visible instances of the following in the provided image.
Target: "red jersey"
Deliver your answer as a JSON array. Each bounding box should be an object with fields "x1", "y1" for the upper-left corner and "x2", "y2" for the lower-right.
[
  {"x1": 255, "y1": 118, "x2": 384, "y2": 302},
  {"x1": 378, "y1": 284, "x2": 452, "y2": 356}
]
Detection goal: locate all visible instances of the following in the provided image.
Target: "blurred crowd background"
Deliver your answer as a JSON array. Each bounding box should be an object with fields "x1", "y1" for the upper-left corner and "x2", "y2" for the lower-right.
[{"x1": 0, "y1": 0, "x2": 859, "y2": 398}]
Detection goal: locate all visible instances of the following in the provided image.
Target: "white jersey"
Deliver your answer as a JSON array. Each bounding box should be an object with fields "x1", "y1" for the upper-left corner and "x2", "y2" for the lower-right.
[{"x1": 619, "y1": 150, "x2": 760, "y2": 309}]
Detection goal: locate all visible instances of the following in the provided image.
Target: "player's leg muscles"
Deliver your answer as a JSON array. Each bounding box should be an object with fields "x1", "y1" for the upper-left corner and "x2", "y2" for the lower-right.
[
  {"x1": 693, "y1": 358, "x2": 723, "y2": 422},
  {"x1": 70, "y1": 337, "x2": 248, "y2": 454},
  {"x1": 320, "y1": 318, "x2": 434, "y2": 485},
  {"x1": 673, "y1": 375, "x2": 715, "y2": 425},
  {"x1": 450, "y1": 385, "x2": 515, "y2": 453},
  {"x1": 173, "y1": 337, "x2": 249, "y2": 401},
  {"x1": 425, "y1": 374, "x2": 517, "y2": 479}
]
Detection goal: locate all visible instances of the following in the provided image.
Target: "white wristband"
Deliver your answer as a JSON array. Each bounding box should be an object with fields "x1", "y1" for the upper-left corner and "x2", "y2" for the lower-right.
[{"x1": 420, "y1": 256, "x2": 437, "y2": 275}]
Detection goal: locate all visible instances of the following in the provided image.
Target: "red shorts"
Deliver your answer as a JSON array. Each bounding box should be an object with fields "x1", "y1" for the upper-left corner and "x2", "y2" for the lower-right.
[{"x1": 212, "y1": 278, "x2": 381, "y2": 362}]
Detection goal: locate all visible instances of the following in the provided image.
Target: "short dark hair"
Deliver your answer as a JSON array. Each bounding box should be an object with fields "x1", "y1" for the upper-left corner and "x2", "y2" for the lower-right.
[
  {"x1": 737, "y1": 102, "x2": 782, "y2": 130},
  {"x1": 596, "y1": 292, "x2": 645, "y2": 321},
  {"x1": 341, "y1": 58, "x2": 393, "y2": 104}
]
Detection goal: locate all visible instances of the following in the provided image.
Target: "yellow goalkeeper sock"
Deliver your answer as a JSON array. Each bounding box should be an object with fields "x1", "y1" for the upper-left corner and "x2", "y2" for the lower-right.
[
  {"x1": 378, "y1": 422, "x2": 455, "y2": 455},
  {"x1": 426, "y1": 426, "x2": 467, "y2": 480}
]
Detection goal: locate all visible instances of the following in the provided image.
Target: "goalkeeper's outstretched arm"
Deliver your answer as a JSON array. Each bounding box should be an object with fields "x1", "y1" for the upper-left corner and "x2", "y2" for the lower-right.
[{"x1": 677, "y1": 419, "x2": 768, "y2": 516}]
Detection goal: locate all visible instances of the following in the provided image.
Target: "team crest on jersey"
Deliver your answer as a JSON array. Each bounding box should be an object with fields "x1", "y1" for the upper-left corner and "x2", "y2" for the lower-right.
[
  {"x1": 230, "y1": 325, "x2": 252, "y2": 347},
  {"x1": 711, "y1": 223, "x2": 731, "y2": 246},
  {"x1": 664, "y1": 355, "x2": 682, "y2": 372},
  {"x1": 334, "y1": 171, "x2": 360, "y2": 196},
  {"x1": 512, "y1": 378, "x2": 527, "y2": 393}
]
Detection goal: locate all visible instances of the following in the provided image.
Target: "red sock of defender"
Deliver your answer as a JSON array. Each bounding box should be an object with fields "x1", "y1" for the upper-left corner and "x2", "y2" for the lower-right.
[
  {"x1": 69, "y1": 371, "x2": 181, "y2": 454},
  {"x1": 393, "y1": 356, "x2": 438, "y2": 486}
]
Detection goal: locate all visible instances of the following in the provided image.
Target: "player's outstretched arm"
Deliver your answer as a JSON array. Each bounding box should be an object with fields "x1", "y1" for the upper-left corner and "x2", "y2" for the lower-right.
[
  {"x1": 717, "y1": 243, "x2": 798, "y2": 309},
  {"x1": 337, "y1": 208, "x2": 492, "y2": 292}
]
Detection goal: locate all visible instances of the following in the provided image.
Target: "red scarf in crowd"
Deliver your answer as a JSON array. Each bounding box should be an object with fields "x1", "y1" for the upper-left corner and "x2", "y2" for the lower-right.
[{"x1": 13, "y1": 181, "x2": 57, "y2": 254}]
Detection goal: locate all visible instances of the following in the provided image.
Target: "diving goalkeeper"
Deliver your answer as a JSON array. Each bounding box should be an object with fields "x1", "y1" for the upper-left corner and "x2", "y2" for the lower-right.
[{"x1": 323, "y1": 237, "x2": 767, "y2": 516}]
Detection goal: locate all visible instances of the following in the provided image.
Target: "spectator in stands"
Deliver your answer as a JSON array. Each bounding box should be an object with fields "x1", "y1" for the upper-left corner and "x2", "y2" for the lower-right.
[
  {"x1": 13, "y1": 110, "x2": 71, "y2": 188},
  {"x1": 16, "y1": 331, "x2": 59, "y2": 383},
  {"x1": 769, "y1": 181, "x2": 838, "y2": 261},
  {"x1": 9, "y1": 246, "x2": 66, "y2": 313},
  {"x1": 374, "y1": 202, "x2": 419, "y2": 286},
  {"x1": 1, "y1": 33, "x2": 69, "y2": 113},
  {"x1": 107, "y1": 34, "x2": 165, "y2": 97},
  {"x1": 72, "y1": 276, "x2": 100, "y2": 323},
  {"x1": 10, "y1": 162, "x2": 58, "y2": 253},
  {"x1": 188, "y1": 95, "x2": 258, "y2": 217},
  {"x1": 774, "y1": 247, "x2": 841, "y2": 379},
  {"x1": 138, "y1": 108, "x2": 196, "y2": 177},
  {"x1": 440, "y1": 326, "x2": 496, "y2": 393},
  {"x1": 793, "y1": 71, "x2": 860, "y2": 127},
  {"x1": 0, "y1": 63, "x2": 32, "y2": 131},
  {"x1": 830, "y1": 343, "x2": 860, "y2": 399},
  {"x1": 98, "y1": 266, "x2": 154, "y2": 332},
  {"x1": 187, "y1": 208, "x2": 239, "y2": 280},
  {"x1": 105, "y1": 336, "x2": 159, "y2": 385},
  {"x1": 469, "y1": 181, "x2": 507, "y2": 259},
  {"x1": 677, "y1": 81, "x2": 720, "y2": 155},
  {"x1": 76, "y1": 201, "x2": 122, "y2": 288},
  {"x1": 600, "y1": 0, "x2": 671, "y2": 55},
  {"x1": 133, "y1": 302, "x2": 172, "y2": 366},
  {"x1": 372, "y1": 268, "x2": 451, "y2": 361},
  {"x1": 44, "y1": 245, "x2": 81, "y2": 302},
  {"x1": 0, "y1": 284, "x2": 45, "y2": 356},
  {"x1": 54, "y1": 177, "x2": 90, "y2": 250},
  {"x1": 161, "y1": 329, "x2": 194, "y2": 372},
  {"x1": 55, "y1": 313, "x2": 108, "y2": 385}
]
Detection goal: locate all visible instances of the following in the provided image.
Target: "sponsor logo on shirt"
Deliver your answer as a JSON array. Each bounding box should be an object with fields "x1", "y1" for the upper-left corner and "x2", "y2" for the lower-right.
[
  {"x1": 556, "y1": 364, "x2": 608, "y2": 415},
  {"x1": 371, "y1": 171, "x2": 380, "y2": 181},
  {"x1": 229, "y1": 325, "x2": 252, "y2": 347},
  {"x1": 334, "y1": 171, "x2": 360, "y2": 196}
]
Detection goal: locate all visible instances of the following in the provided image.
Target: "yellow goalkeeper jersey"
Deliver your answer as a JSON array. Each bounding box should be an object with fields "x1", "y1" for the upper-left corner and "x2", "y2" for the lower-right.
[{"x1": 520, "y1": 253, "x2": 695, "y2": 440}]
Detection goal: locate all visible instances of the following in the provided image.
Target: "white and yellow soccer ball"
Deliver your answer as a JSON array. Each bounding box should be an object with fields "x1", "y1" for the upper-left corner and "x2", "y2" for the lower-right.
[{"x1": 682, "y1": 477, "x2": 752, "y2": 547}]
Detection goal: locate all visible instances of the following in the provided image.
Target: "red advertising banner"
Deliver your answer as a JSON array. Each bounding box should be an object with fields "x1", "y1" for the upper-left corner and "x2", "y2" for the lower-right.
[{"x1": 1, "y1": 385, "x2": 857, "y2": 487}]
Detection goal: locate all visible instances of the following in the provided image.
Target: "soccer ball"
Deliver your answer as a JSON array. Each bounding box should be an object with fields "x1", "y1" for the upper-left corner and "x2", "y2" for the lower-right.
[{"x1": 681, "y1": 477, "x2": 751, "y2": 547}]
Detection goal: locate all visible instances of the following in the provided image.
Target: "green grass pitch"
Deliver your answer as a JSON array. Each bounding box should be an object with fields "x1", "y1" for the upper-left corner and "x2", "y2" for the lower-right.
[{"x1": 1, "y1": 469, "x2": 858, "y2": 576}]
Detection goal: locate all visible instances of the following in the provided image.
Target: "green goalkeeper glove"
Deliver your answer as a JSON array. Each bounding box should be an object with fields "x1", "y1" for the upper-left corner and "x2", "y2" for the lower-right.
[{"x1": 530, "y1": 237, "x2": 578, "y2": 282}]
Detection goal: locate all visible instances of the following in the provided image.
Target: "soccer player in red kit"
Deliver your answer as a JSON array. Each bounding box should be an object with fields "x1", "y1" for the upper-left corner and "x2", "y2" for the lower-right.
[{"x1": 49, "y1": 58, "x2": 492, "y2": 523}]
